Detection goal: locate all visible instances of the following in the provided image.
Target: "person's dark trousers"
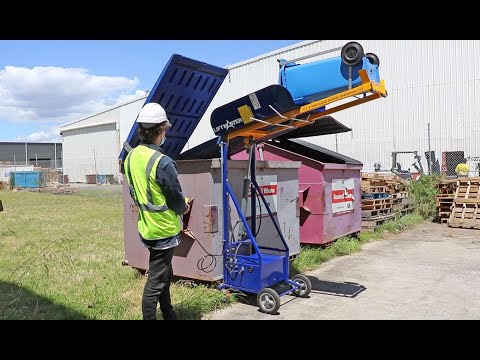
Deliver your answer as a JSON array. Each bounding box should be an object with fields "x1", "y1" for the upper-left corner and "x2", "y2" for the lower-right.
[{"x1": 142, "y1": 246, "x2": 177, "y2": 320}]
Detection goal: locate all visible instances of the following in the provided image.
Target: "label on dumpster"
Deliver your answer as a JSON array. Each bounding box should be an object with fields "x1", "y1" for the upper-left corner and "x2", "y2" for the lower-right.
[
  {"x1": 247, "y1": 175, "x2": 277, "y2": 218},
  {"x1": 332, "y1": 178, "x2": 354, "y2": 214}
]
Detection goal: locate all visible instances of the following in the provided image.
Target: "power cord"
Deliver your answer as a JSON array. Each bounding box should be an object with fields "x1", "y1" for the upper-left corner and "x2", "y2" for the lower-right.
[
  {"x1": 254, "y1": 189, "x2": 263, "y2": 237},
  {"x1": 183, "y1": 229, "x2": 223, "y2": 274}
]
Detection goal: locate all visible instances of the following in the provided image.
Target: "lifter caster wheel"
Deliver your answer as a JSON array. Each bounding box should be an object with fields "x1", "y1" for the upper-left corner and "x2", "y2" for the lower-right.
[
  {"x1": 341, "y1": 41, "x2": 364, "y2": 66},
  {"x1": 257, "y1": 288, "x2": 280, "y2": 314},
  {"x1": 291, "y1": 274, "x2": 312, "y2": 298}
]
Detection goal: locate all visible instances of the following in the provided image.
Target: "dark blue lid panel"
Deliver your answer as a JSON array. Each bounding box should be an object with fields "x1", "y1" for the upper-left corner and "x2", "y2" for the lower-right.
[
  {"x1": 178, "y1": 136, "x2": 362, "y2": 165},
  {"x1": 119, "y1": 54, "x2": 228, "y2": 162},
  {"x1": 210, "y1": 84, "x2": 296, "y2": 137}
]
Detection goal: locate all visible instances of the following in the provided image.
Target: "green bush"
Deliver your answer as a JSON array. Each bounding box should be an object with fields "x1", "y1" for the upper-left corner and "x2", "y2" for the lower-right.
[{"x1": 408, "y1": 175, "x2": 441, "y2": 219}]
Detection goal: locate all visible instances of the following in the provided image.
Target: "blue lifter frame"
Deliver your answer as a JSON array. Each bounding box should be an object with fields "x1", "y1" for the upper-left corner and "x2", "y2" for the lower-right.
[
  {"x1": 213, "y1": 43, "x2": 387, "y2": 313},
  {"x1": 218, "y1": 139, "x2": 310, "y2": 314}
]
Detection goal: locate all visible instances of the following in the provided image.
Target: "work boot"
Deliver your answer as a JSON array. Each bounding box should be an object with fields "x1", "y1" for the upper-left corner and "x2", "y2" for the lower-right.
[{"x1": 162, "y1": 310, "x2": 177, "y2": 320}]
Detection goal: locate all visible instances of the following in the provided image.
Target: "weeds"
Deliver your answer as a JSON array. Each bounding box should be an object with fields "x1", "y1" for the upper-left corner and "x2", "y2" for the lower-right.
[{"x1": 408, "y1": 175, "x2": 441, "y2": 219}]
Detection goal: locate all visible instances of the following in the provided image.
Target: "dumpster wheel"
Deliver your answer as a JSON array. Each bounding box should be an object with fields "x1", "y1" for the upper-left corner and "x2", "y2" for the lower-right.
[
  {"x1": 291, "y1": 274, "x2": 312, "y2": 298},
  {"x1": 257, "y1": 288, "x2": 281, "y2": 314}
]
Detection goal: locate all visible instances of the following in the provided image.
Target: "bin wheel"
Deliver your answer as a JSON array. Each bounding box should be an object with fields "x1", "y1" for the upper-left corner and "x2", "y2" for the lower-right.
[
  {"x1": 366, "y1": 53, "x2": 380, "y2": 67},
  {"x1": 291, "y1": 274, "x2": 312, "y2": 298},
  {"x1": 257, "y1": 288, "x2": 281, "y2": 314},
  {"x1": 341, "y1": 42, "x2": 364, "y2": 66}
]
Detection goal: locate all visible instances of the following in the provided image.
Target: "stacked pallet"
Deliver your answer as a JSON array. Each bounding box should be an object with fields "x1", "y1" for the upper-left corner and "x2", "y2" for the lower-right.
[
  {"x1": 361, "y1": 173, "x2": 410, "y2": 232},
  {"x1": 436, "y1": 179, "x2": 457, "y2": 224},
  {"x1": 448, "y1": 178, "x2": 480, "y2": 230},
  {"x1": 25, "y1": 184, "x2": 79, "y2": 195}
]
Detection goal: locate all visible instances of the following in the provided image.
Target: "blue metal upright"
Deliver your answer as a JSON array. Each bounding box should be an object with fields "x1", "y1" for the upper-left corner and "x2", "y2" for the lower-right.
[
  {"x1": 211, "y1": 41, "x2": 387, "y2": 313},
  {"x1": 219, "y1": 139, "x2": 307, "y2": 314}
]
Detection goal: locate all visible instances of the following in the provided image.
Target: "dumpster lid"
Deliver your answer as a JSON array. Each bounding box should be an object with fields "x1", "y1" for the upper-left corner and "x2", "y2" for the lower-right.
[
  {"x1": 178, "y1": 137, "x2": 220, "y2": 160},
  {"x1": 179, "y1": 116, "x2": 352, "y2": 160},
  {"x1": 119, "y1": 54, "x2": 228, "y2": 162},
  {"x1": 271, "y1": 138, "x2": 363, "y2": 165},
  {"x1": 276, "y1": 115, "x2": 351, "y2": 139}
]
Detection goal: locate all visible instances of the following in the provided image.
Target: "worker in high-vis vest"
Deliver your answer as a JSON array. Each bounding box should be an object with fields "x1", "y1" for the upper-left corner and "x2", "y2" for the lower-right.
[
  {"x1": 124, "y1": 102, "x2": 190, "y2": 320},
  {"x1": 455, "y1": 160, "x2": 469, "y2": 177}
]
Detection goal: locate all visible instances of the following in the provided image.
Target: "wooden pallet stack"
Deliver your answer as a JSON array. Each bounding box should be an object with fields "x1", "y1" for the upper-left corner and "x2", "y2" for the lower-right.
[
  {"x1": 23, "y1": 184, "x2": 79, "y2": 195},
  {"x1": 436, "y1": 179, "x2": 457, "y2": 224},
  {"x1": 361, "y1": 173, "x2": 410, "y2": 232},
  {"x1": 448, "y1": 178, "x2": 480, "y2": 230}
]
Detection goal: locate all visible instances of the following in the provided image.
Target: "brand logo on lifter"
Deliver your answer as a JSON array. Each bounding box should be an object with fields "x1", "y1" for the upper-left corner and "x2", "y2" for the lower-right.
[{"x1": 214, "y1": 117, "x2": 243, "y2": 134}]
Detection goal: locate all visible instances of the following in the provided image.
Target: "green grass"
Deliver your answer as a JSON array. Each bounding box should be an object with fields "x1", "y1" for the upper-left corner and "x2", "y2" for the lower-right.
[
  {"x1": 291, "y1": 213, "x2": 424, "y2": 274},
  {"x1": 0, "y1": 189, "x2": 231, "y2": 320},
  {"x1": 0, "y1": 187, "x2": 425, "y2": 319}
]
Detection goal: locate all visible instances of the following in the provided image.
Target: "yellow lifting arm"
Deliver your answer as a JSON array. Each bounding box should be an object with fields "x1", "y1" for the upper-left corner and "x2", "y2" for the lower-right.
[{"x1": 227, "y1": 69, "x2": 387, "y2": 143}]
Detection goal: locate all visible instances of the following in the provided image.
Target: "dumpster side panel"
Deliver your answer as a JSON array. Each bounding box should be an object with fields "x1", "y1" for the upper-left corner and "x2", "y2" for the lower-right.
[
  {"x1": 233, "y1": 144, "x2": 362, "y2": 245},
  {"x1": 174, "y1": 161, "x2": 224, "y2": 282},
  {"x1": 320, "y1": 166, "x2": 362, "y2": 243},
  {"x1": 122, "y1": 180, "x2": 149, "y2": 270},
  {"x1": 122, "y1": 159, "x2": 300, "y2": 281},
  {"x1": 224, "y1": 159, "x2": 301, "y2": 257}
]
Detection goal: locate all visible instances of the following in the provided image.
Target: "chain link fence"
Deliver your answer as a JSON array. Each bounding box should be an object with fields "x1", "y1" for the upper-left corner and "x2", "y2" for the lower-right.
[{"x1": 378, "y1": 151, "x2": 479, "y2": 180}]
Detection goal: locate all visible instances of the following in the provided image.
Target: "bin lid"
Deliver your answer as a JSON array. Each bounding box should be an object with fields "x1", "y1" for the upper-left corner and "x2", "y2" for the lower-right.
[
  {"x1": 119, "y1": 54, "x2": 228, "y2": 162},
  {"x1": 271, "y1": 138, "x2": 363, "y2": 165},
  {"x1": 276, "y1": 116, "x2": 351, "y2": 139},
  {"x1": 178, "y1": 116, "x2": 353, "y2": 160}
]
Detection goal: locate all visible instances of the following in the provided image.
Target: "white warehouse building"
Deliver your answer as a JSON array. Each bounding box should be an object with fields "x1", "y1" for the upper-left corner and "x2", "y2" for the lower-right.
[
  {"x1": 60, "y1": 96, "x2": 146, "y2": 183},
  {"x1": 61, "y1": 40, "x2": 480, "y2": 183}
]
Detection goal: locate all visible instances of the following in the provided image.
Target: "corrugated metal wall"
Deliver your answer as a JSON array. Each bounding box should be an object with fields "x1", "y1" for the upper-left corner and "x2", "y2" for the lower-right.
[
  {"x1": 118, "y1": 98, "x2": 146, "y2": 148},
  {"x1": 0, "y1": 142, "x2": 62, "y2": 169},
  {"x1": 60, "y1": 97, "x2": 146, "y2": 183},
  {"x1": 62, "y1": 123, "x2": 118, "y2": 183},
  {"x1": 61, "y1": 41, "x2": 480, "y2": 179},
  {"x1": 186, "y1": 40, "x2": 480, "y2": 174}
]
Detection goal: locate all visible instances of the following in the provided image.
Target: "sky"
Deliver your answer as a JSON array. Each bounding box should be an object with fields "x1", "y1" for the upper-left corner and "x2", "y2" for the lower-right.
[{"x1": 0, "y1": 40, "x2": 302, "y2": 143}]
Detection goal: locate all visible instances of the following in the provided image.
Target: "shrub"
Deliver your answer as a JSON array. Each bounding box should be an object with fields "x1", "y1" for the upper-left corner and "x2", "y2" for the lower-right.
[{"x1": 408, "y1": 175, "x2": 441, "y2": 219}]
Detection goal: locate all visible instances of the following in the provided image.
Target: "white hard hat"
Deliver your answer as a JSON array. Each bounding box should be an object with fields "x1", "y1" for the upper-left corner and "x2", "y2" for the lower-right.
[{"x1": 137, "y1": 103, "x2": 171, "y2": 126}]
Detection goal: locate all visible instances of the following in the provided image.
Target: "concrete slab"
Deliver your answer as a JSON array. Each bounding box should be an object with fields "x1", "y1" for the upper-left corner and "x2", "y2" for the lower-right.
[{"x1": 205, "y1": 223, "x2": 480, "y2": 320}]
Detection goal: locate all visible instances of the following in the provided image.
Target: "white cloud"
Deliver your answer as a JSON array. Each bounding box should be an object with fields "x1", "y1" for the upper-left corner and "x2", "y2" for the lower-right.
[
  {"x1": 0, "y1": 66, "x2": 141, "y2": 123},
  {"x1": 16, "y1": 126, "x2": 62, "y2": 143},
  {"x1": 114, "y1": 90, "x2": 149, "y2": 105}
]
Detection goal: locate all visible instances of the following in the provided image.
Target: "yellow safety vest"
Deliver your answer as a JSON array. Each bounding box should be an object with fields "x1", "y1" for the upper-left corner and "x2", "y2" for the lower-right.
[{"x1": 124, "y1": 145, "x2": 181, "y2": 240}]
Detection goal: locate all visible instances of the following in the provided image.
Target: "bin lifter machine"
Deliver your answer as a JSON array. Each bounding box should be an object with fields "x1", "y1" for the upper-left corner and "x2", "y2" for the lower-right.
[{"x1": 211, "y1": 41, "x2": 387, "y2": 314}]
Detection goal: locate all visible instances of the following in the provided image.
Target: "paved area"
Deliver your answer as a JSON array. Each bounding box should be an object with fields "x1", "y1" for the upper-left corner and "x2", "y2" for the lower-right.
[{"x1": 205, "y1": 223, "x2": 480, "y2": 320}]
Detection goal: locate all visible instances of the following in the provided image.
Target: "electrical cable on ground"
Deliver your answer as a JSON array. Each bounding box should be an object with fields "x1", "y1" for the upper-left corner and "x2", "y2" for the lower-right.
[{"x1": 183, "y1": 228, "x2": 223, "y2": 274}]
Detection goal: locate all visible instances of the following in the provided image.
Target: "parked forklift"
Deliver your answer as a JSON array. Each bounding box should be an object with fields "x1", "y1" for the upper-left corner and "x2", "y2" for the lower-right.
[{"x1": 391, "y1": 151, "x2": 424, "y2": 180}]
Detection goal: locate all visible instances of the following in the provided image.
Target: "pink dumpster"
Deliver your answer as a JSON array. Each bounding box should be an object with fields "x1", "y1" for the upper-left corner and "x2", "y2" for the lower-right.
[{"x1": 232, "y1": 139, "x2": 363, "y2": 245}]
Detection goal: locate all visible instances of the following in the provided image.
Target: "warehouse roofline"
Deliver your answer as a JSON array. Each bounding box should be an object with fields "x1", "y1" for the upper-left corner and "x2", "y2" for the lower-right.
[
  {"x1": 60, "y1": 95, "x2": 148, "y2": 131},
  {"x1": 60, "y1": 41, "x2": 321, "y2": 133},
  {"x1": 0, "y1": 141, "x2": 61, "y2": 145},
  {"x1": 226, "y1": 40, "x2": 322, "y2": 70}
]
